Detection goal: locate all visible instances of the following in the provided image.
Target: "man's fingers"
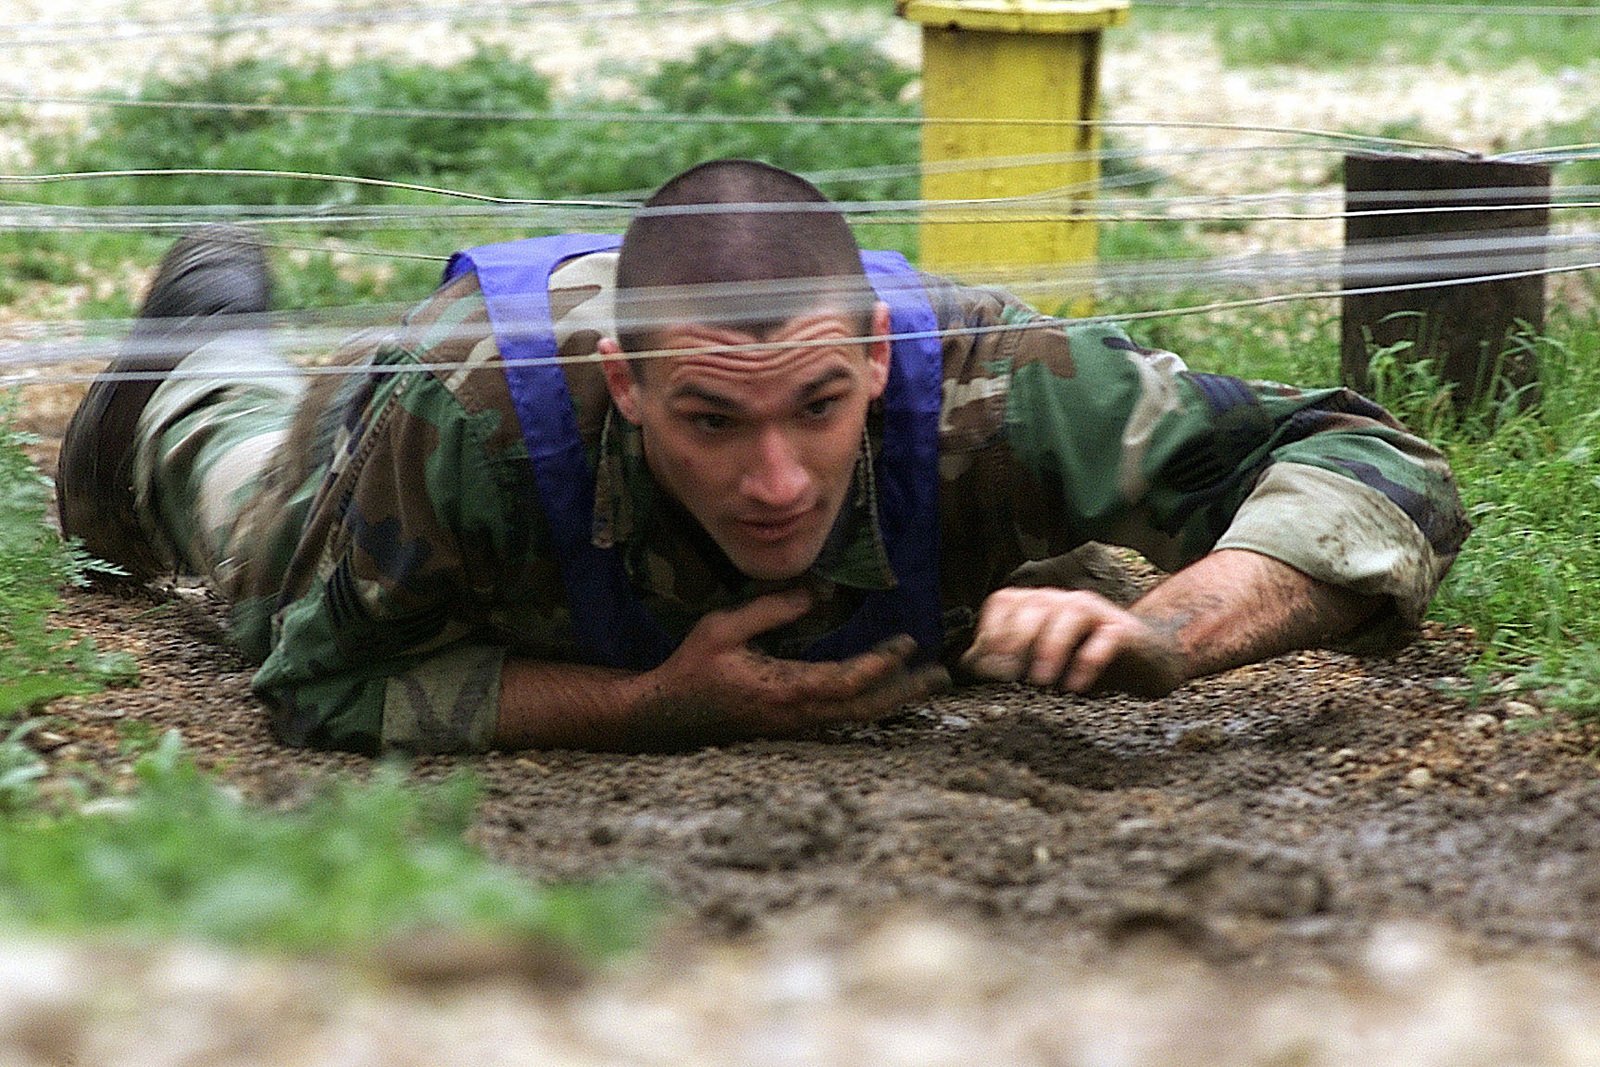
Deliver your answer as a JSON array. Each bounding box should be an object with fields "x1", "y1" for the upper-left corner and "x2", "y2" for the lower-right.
[
  {"x1": 1061, "y1": 624, "x2": 1124, "y2": 692},
  {"x1": 1024, "y1": 609, "x2": 1097, "y2": 686},
  {"x1": 801, "y1": 633, "x2": 921, "y2": 701},
  {"x1": 960, "y1": 587, "x2": 1184, "y2": 696},
  {"x1": 961, "y1": 587, "x2": 1103, "y2": 682},
  {"x1": 838, "y1": 662, "x2": 952, "y2": 723}
]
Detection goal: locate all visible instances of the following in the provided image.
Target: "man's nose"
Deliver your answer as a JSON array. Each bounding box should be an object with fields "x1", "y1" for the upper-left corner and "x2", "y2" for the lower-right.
[{"x1": 740, "y1": 427, "x2": 809, "y2": 507}]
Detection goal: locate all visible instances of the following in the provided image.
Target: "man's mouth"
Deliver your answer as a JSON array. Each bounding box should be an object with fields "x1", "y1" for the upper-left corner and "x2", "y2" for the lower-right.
[{"x1": 735, "y1": 509, "x2": 813, "y2": 543}]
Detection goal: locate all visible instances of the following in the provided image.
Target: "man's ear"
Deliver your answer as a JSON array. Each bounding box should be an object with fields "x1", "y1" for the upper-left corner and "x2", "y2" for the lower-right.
[
  {"x1": 867, "y1": 301, "x2": 892, "y2": 400},
  {"x1": 599, "y1": 338, "x2": 644, "y2": 424}
]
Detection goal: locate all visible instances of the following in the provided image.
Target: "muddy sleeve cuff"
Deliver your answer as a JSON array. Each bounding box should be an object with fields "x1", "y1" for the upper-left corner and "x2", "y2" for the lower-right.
[
  {"x1": 1213, "y1": 462, "x2": 1445, "y2": 650},
  {"x1": 380, "y1": 644, "x2": 506, "y2": 754}
]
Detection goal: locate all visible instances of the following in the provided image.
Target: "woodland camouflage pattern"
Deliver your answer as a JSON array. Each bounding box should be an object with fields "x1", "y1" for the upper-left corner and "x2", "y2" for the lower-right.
[{"x1": 132, "y1": 251, "x2": 1469, "y2": 754}]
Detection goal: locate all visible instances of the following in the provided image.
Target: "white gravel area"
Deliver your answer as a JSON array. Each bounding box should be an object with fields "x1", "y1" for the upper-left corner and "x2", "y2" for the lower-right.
[{"x1": 6, "y1": 913, "x2": 1600, "y2": 1067}]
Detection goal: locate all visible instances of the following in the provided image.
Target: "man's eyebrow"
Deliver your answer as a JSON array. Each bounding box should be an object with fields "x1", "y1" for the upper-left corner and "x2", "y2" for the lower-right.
[
  {"x1": 668, "y1": 368, "x2": 854, "y2": 409},
  {"x1": 798, "y1": 367, "x2": 852, "y2": 397},
  {"x1": 668, "y1": 384, "x2": 739, "y2": 409}
]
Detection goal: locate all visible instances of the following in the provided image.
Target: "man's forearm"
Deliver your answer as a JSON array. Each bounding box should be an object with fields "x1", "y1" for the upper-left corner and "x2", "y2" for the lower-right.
[
  {"x1": 495, "y1": 658, "x2": 658, "y2": 750},
  {"x1": 1132, "y1": 548, "x2": 1382, "y2": 681},
  {"x1": 494, "y1": 657, "x2": 773, "y2": 751}
]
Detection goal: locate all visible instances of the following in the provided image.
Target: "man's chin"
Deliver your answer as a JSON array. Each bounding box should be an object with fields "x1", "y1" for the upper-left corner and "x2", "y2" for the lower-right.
[
  {"x1": 721, "y1": 538, "x2": 823, "y2": 583},
  {"x1": 730, "y1": 555, "x2": 816, "y2": 583}
]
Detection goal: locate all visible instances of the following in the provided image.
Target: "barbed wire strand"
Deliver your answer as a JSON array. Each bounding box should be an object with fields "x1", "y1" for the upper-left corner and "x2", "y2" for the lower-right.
[
  {"x1": 5, "y1": 197, "x2": 1591, "y2": 232},
  {"x1": 0, "y1": 91, "x2": 1501, "y2": 160},
  {"x1": 7, "y1": 174, "x2": 1596, "y2": 222},
  {"x1": 5, "y1": 163, "x2": 1598, "y2": 223},
  {"x1": 3, "y1": 240, "x2": 1595, "y2": 386}
]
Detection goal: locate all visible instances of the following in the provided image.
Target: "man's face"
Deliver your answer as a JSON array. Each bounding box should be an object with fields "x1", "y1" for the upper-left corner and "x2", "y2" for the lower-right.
[{"x1": 602, "y1": 304, "x2": 891, "y2": 581}]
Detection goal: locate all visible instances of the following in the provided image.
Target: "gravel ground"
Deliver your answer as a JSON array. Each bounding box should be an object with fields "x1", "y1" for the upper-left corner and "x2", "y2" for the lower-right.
[{"x1": 8, "y1": 3, "x2": 1600, "y2": 1061}]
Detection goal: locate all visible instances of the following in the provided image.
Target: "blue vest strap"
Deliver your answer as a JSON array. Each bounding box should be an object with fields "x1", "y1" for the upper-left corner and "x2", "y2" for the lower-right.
[{"x1": 447, "y1": 234, "x2": 676, "y2": 669}]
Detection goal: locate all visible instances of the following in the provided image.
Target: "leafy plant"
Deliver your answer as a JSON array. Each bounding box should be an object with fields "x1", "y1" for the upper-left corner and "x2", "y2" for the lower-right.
[
  {"x1": 14, "y1": 32, "x2": 925, "y2": 301},
  {"x1": 529, "y1": 30, "x2": 920, "y2": 206},
  {"x1": 0, "y1": 720, "x2": 48, "y2": 814},
  {"x1": 39, "y1": 50, "x2": 555, "y2": 206},
  {"x1": 0, "y1": 732, "x2": 658, "y2": 956},
  {"x1": 0, "y1": 398, "x2": 136, "y2": 719}
]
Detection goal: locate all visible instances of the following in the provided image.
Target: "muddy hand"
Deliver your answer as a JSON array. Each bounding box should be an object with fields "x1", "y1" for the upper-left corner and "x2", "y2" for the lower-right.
[
  {"x1": 639, "y1": 590, "x2": 950, "y2": 744},
  {"x1": 961, "y1": 586, "x2": 1185, "y2": 699}
]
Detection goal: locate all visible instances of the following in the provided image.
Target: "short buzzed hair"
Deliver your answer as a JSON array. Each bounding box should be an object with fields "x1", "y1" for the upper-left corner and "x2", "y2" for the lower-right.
[{"x1": 615, "y1": 159, "x2": 876, "y2": 355}]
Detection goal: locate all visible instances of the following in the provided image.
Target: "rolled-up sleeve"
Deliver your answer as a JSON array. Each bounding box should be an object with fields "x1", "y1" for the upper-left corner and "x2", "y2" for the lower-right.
[{"x1": 1000, "y1": 315, "x2": 1469, "y2": 638}]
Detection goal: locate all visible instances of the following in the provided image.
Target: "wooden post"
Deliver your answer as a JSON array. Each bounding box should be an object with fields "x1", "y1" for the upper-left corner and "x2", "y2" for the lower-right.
[
  {"x1": 1341, "y1": 153, "x2": 1551, "y2": 411},
  {"x1": 896, "y1": 0, "x2": 1130, "y2": 313}
]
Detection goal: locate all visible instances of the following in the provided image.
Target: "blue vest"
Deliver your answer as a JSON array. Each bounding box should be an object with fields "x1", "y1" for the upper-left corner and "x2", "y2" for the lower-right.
[{"x1": 442, "y1": 234, "x2": 943, "y2": 670}]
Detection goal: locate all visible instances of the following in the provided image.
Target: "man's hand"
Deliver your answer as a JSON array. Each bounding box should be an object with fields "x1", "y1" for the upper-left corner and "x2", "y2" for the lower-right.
[
  {"x1": 959, "y1": 587, "x2": 1186, "y2": 698},
  {"x1": 631, "y1": 589, "x2": 951, "y2": 747},
  {"x1": 495, "y1": 589, "x2": 948, "y2": 750},
  {"x1": 958, "y1": 549, "x2": 1385, "y2": 702}
]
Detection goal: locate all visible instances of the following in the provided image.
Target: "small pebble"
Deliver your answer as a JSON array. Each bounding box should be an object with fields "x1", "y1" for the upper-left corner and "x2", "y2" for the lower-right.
[
  {"x1": 1505, "y1": 700, "x2": 1540, "y2": 718},
  {"x1": 1404, "y1": 767, "x2": 1434, "y2": 789},
  {"x1": 1462, "y1": 713, "x2": 1500, "y2": 735}
]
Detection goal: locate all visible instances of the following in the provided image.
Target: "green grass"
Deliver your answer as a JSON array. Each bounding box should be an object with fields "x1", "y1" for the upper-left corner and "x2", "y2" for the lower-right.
[
  {"x1": 0, "y1": 732, "x2": 656, "y2": 955},
  {"x1": 1128, "y1": 1, "x2": 1600, "y2": 70},
  {"x1": 1120, "y1": 288, "x2": 1600, "y2": 719},
  {"x1": 0, "y1": 399, "x2": 136, "y2": 717},
  {"x1": 1420, "y1": 309, "x2": 1600, "y2": 712},
  {"x1": 1511, "y1": 104, "x2": 1600, "y2": 188}
]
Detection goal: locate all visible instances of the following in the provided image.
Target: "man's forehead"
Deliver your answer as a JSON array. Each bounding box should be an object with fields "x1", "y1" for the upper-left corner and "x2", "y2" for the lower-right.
[
  {"x1": 647, "y1": 318, "x2": 865, "y2": 392},
  {"x1": 549, "y1": 251, "x2": 870, "y2": 354}
]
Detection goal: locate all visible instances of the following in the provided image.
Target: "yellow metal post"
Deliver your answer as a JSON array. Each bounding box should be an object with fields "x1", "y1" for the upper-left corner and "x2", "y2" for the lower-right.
[{"x1": 897, "y1": 0, "x2": 1129, "y2": 312}]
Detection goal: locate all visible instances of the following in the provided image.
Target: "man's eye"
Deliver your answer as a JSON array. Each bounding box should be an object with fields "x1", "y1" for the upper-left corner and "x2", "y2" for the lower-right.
[
  {"x1": 691, "y1": 412, "x2": 731, "y2": 433},
  {"x1": 804, "y1": 397, "x2": 841, "y2": 419}
]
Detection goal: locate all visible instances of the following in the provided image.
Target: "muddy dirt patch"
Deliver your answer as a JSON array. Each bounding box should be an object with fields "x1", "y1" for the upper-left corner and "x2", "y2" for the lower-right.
[{"x1": 35, "y1": 580, "x2": 1600, "y2": 981}]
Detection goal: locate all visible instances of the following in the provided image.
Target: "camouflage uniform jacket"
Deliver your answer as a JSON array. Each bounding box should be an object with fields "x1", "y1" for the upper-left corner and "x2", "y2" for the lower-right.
[{"x1": 235, "y1": 251, "x2": 1468, "y2": 754}]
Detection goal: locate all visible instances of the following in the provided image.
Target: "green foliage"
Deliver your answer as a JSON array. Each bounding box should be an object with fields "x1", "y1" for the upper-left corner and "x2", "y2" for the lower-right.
[
  {"x1": 1099, "y1": 218, "x2": 1210, "y2": 266},
  {"x1": 12, "y1": 32, "x2": 923, "y2": 302},
  {"x1": 0, "y1": 399, "x2": 136, "y2": 718},
  {"x1": 1512, "y1": 105, "x2": 1600, "y2": 190},
  {"x1": 1413, "y1": 316, "x2": 1600, "y2": 716},
  {"x1": 524, "y1": 31, "x2": 920, "y2": 204},
  {"x1": 0, "y1": 720, "x2": 49, "y2": 814},
  {"x1": 0, "y1": 732, "x2": 657, "y2": 956},
  {"x1": 31, "y1": 33, "x2": 919, "y2": 205},
  {"x1": 41, "y1": 50, "x2": 555, "y2": 206}
]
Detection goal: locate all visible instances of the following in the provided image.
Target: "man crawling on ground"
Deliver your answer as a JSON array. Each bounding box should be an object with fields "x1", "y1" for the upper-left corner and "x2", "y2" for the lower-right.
[{"x1": 56, "y1": 159, "x2": 1468, "y2": 754}]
